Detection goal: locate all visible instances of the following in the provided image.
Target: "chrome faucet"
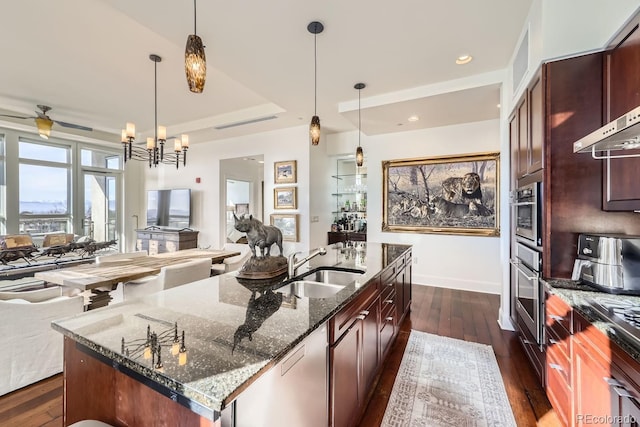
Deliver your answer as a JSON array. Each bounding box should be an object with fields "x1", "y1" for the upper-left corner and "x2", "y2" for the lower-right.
[{"x1": 287, "y1": 247, "x2": 327, "y2": 278}]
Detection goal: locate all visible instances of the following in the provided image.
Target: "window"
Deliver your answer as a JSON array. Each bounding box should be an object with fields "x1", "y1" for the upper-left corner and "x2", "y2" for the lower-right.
[
  {"x1": 81, "y1": 148, "x2": 121, "y2": 170},
  {"x1": 2, "y1": 129, "x2": 123, "y2": 243},
  {"x1": 18, "y1": 140, "x2": 71, "y2": 235}
]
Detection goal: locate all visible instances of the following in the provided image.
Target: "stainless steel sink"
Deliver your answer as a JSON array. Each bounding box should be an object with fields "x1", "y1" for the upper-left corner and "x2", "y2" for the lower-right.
[
  {"x1": 300, "y1": 268, "x2": 364, "y2": 286},
  {"x1": 277, "y1": 280, "x2": 346, "y2": 299},
  {"x1": 277, "y1": 268, "x2": 364, "y2": 299}
]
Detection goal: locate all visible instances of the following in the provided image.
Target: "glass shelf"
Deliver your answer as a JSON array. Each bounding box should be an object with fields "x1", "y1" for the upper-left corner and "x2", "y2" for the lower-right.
[{"x1": 331, "y1": 173, "x2": 368, "y2": 179}]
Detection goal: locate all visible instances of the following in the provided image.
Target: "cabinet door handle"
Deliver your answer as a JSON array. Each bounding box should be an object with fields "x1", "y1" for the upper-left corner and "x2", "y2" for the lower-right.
[
  {"x1": 549, "y1": 338, "x2": 559, "y2": 345},
  {"x1": 386, "y1": 282, "x2": 394, "y2": 287},
  {"x1": 360, "y1": 310, "x2": 370, "y2": 316},
  {"x1": 385, "y1": 316, "x2": 393, "y2": 321},
  {"x1": 384, "y1": 299, "x2": 394, "y2": 304},
  {"x1": 356, "y1": 314, "x2": 366, "y2": 320},
  {"x1": 549, "y1": 363, "x2": 563, "y2": 372},
  {"x1": 549, "y1": 314, "x2": 565, "y2": 322}
]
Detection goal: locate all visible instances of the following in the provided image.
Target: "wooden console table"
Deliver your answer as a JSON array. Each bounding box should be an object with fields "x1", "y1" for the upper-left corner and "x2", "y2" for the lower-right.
[{"x1": 136, "y1": 229, "x2": 199, "y2": 255}]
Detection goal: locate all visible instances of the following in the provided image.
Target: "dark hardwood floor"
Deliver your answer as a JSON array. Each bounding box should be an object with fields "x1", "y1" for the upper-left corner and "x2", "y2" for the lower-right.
[
  {"x1": 359, "y1": 285, "x2": 561, "y2": 427},
  {"x1": 0, "y1": 285, "x2": 560, "y2": 427}
]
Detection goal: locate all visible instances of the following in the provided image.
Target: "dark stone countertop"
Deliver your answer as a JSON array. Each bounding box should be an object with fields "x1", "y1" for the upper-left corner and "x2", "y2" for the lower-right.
[
  {"x1": 543, "y1": 278, "x2": 640, "y2": 363},
  {"x1": 51, "y1": 242, "x2": 410, "y2": 418}
]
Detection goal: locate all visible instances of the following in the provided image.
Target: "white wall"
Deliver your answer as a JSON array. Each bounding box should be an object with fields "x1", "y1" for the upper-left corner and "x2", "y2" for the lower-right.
[
  {"x1": 506, "y1": 0, "x2": 640, "y2": 114},
  {"x1": 145, "y1": 125, "x2": 314, "y2": 256},
  {"x1": 327, "y1": 120, "x2": 503, "y2": 294}
]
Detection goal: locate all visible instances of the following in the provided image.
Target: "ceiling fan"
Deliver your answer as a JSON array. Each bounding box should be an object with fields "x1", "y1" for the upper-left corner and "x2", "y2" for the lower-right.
[{"x1": 0, "y1": 104, "x2": 93, "y2": 139}]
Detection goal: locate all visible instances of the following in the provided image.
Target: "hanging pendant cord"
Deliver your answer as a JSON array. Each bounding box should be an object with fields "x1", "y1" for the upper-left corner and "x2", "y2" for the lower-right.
[
  {"x1": 154, "y1": 60, "x2": 158, "y2": 146},
  {"x1": 358, "y1": 89, "x2": 361, "y2": 147},
  {"x1": 193, "y1": 0, "x2": 197, "y2": 35},
  {"x1": 314, "y1": 33, "x2": 317, "y2": 115}
]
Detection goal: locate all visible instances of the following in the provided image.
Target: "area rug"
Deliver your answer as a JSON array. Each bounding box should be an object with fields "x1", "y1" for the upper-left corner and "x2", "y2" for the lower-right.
[{"x1": 381, "y1": 330, "x2": 517, "y2": 427}]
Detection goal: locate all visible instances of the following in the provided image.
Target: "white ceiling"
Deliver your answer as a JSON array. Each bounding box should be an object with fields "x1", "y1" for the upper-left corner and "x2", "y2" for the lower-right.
[{"x1": 0, "y1": 0, "x2": 531, "y2": 144}]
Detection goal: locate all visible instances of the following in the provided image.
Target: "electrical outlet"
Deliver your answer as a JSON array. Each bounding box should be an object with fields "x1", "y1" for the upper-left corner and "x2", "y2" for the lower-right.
[{"x1": 311, "y1": 216, "x2": 319, "y2": 223}]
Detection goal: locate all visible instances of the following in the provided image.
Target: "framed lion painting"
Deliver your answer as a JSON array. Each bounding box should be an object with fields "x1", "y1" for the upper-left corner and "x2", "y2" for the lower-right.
[{"x1": 382, "y1": 152, "x2": 500, "y2": 237}]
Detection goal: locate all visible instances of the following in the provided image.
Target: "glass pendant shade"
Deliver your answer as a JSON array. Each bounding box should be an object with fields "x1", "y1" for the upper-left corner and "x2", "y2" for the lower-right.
[
  {"x1": 185, "y1": 34, "x2": 207, "y2": 93},
  {"x1": 35, "y1": 117, "x2": 53, "y2": 139},
  {"x1": 356, "y1": 146, "x2": 364, "y2": 167},
  {"x1": 310, "y1": 115, "x2": 321, "y2": 145}
]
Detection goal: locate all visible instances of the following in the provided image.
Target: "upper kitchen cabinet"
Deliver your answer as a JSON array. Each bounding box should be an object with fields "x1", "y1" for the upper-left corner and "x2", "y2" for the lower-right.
[
  {"x1": 510, "y1": 69, "x2": 544, "y2": 181},
  {"x1": 543, "y1": 52, "x2": 604, "y2": 279},
  {"x1": 602, "y1": 13, "x2": 640, "y2": 211}
]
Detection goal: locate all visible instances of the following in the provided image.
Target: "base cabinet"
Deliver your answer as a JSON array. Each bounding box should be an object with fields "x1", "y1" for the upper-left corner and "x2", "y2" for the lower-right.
[
  {"x1": 329, "y1": 247, "x2": 412, "y2": 427},
  {"x1": 544, "y1": 290, "x2": 640, "y2": 427},
  {"x1": 331, "y1": 319, "x2": 364, "y2": 427}
]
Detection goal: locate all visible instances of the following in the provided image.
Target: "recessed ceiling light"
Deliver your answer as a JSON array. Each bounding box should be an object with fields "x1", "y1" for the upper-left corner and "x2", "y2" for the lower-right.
[
  {"x1": 456, "y1": 55, "x2": 473, "y2": 65},
  {"x1": 497, "y1": 103, "x2": 501, "y2": 108},
  {"x1": 408, "y1": 115, "x2": 419, "y2": 122},
  {"x1": 258, "y1": 160, "x2": 264, "y2": 164}
]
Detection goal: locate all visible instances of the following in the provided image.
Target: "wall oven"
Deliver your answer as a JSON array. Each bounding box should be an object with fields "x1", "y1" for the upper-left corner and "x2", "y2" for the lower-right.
[
  {"x1": 514, "y1": 182, "x2": 542, "y2": 247},
  {"x1": 511, "y1": 242, "x2": 543, "y2": 347}
]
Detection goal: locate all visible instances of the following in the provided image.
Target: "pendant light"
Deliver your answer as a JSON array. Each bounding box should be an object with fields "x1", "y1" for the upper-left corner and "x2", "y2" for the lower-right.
[
  {"x1": 355, "y1": 83, "x2": 365, "y2": 167},
  {"x1": 308, "y1": 21, "x2": 324, "y2": 145},
  {"x1": 185, "y1": 0, "x2": 207, "y2": 93}
]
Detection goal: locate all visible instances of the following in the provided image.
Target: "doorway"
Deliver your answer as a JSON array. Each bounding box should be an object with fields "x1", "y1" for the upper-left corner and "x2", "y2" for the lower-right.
[
  {"x1": 220, "y1": 155, "x2": 264, "y2": 246},
  {"x1": 82, "y1": 172, "x2": 120, "y2": 244}
]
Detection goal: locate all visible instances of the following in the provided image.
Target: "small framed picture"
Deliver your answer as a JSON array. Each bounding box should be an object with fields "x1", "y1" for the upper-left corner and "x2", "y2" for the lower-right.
[
  {"x1": 271, "y1": 213, "x2": 299, "y2": 242},
  {"x1": 274, "y1": 187, "x2": 297, "y2": 209},
  {"x1": 274, "y1": 160, "x2": 297, "y2": 184}
]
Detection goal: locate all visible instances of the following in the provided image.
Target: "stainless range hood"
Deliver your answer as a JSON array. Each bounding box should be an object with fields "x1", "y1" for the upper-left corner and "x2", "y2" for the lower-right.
[{"x1": 573, "y1": 105, "x2": 640, "y2": 154}]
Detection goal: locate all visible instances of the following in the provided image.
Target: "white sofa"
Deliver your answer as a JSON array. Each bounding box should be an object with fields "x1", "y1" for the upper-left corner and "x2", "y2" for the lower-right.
[{"x1": 0, "y1": 286, "x2": 84, "y2": 396}]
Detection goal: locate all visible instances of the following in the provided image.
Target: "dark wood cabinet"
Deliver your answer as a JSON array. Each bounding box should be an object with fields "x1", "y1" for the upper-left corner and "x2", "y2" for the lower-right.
[
  {"x1": 331, "y1": 318, "x2": 363, "y2": 427},
  {"x1": 528, "y1": 73, "x2": 544, "y2": 174},
  {"x1": 545, "y1": 293, "x2": 573, "y2": 427},
  {"x1": 327, "y1": 231, "x2": 366, "y2": 245},
  {"x1": 329, "y1": 247, "x2": 412, "y2": 427},
  {"x1": 603, "y1": 13, "x2": 640, "y2": 211},
  {"x1": 361, "y1": 296, "x2": 380, "y2": 394},
  {"x1": 510, "y1": 70, "x2": 544, "y2": 180},
  {"x1": 573, "y1": 312, "x2": 615, "y2": 426},
  {"x1": 136, "y1": 229, "x2": 198, "y2": 255}
]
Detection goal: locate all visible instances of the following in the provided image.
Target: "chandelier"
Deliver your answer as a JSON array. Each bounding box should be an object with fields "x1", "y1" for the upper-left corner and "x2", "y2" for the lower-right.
[{"x1": 121, "y1": 54, "x2": 189, "y2": 169}]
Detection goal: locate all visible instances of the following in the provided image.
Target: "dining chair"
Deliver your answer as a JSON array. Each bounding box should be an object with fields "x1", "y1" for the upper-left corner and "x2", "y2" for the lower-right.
[
  {"x1": 211, "y1": 244, "x2": 252, "y2": 276},
  {"x1": 123, "y1": 257, "x2": 212, "y2": 300}
]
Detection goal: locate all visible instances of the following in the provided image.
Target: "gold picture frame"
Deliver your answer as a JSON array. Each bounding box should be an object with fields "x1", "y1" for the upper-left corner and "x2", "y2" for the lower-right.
[
  {"x1": 274, "y1": 160, "x2": 297, "y2": 184},
  {"x1": 382, "y1": 152, "x2": 500, "y2": 237},
  {"x1": 274, "y1": 187, "x2": 297, "y2": 210},
  {"x1": 271, "y1": 213, "x2": 299, "y2": 242}
]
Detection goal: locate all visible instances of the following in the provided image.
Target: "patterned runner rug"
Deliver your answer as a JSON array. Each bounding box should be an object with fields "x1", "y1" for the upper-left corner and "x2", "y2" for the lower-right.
[{"x1": 381, "y1": 330, "x2": 517, "y2": 427}]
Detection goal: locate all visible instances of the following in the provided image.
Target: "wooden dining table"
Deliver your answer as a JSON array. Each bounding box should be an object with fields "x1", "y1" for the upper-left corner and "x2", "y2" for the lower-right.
[{"x1": 35, "y1": 249, "x2": 240, "y2": 307}]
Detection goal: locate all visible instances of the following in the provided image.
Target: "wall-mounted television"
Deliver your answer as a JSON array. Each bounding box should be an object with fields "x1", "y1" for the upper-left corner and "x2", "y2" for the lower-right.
[{"x1": 146, "y1": 189, "x2": 191, "y2": 229}]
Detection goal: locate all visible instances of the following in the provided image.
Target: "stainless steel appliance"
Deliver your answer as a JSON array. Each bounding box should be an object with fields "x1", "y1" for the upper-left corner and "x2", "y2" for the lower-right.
[
  {"x1": 575, "y1": 234, "x2": 640, "y2": 295},
  {"x1": 511, "y1": 242, "x2": 543, "y2": 346},
  {"x1": 573, "y1": 105, "x2": 640, "y2": 154},
  {"x1": 513, "y1": 182, "x2": 542, "y2": 247}
]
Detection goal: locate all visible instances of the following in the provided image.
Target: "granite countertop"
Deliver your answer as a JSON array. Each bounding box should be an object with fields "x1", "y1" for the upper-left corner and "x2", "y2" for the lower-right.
[
  {"x1": 52, "y1": 242, "x2": 410, "y2": 418},
  {"x1": 543, "y1": 278, "x2": 640, "y2": 363}
]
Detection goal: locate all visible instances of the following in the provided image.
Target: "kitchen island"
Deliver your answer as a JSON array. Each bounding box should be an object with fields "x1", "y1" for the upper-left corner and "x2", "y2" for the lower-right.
[{"x1": 52, "y1": 242, "x2": 411, "y2": 426}]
